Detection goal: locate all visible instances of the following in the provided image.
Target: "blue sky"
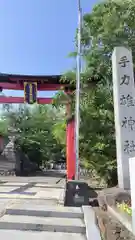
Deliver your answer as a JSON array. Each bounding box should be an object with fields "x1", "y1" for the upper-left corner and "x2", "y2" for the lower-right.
[{"x1": 0, "y1": 0, "x2": 100, "y2": 98}]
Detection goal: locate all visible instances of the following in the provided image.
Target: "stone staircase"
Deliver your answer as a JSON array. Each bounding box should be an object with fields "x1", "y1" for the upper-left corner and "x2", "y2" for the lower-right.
[
  {"x1": 0, "y1": 181, "x2": 102, "y2": 239},
  {"x1": 0, "y1": 203, "x2": 86, "y2": 239},
  {"x1": 0, "y1": 200, "x2": 102, "y2": 239}
]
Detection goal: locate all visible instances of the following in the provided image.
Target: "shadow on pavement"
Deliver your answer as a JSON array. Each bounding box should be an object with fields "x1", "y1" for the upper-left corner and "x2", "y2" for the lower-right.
[{"x1": 28, "y1": 170, "x2": 65, "y2": 178}]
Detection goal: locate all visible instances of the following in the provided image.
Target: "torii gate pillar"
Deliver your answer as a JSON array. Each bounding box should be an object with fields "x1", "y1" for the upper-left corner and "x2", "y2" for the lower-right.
[{"x1": 66, "y1": 102, "x2": 75, "y2": 180}]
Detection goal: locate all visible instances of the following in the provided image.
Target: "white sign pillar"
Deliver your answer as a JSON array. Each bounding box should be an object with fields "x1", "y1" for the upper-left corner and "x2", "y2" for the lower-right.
[{"x1": 112, "y1": 47, "x2": 135, "y2": 189}]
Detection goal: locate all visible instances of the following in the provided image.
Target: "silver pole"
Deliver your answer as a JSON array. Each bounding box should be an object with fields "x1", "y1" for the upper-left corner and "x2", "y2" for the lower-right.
[{"x1": 75, "y1": 0, "x2": 82, "y2": 180}]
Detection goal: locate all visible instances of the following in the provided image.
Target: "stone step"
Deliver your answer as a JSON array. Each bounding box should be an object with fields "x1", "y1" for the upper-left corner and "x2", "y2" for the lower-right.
[
  {"x1": 35, "y1": 184, "x2": 64, "y2": 189},
  {"x1": 6, "y1": 204, "x2": 83, "y2": 218},
  {"x1": 0, "y1": 230, "x2": 86, "y2": 240},
  {"x1": 0, "y1": 215, "x2": 86, "y2": 233}
]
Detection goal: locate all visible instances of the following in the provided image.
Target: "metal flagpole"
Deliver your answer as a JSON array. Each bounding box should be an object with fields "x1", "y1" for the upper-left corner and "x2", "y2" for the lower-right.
[{"x1": 75, "y1": 0, "x2": 82, "y2": 180}]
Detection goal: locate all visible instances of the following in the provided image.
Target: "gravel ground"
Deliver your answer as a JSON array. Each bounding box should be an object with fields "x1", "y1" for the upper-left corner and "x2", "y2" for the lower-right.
[
  {"x1": 95, "y1": 207, "x2": 135, "y2": 240},
  {"x1": 94, "y1": 187, "x2": 135, "y2": 240},
  {"x1": 81, "y1": 176, "x2": 135, "y2": 239}
]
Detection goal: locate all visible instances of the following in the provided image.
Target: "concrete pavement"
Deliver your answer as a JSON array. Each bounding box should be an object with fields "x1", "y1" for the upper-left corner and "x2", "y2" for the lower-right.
[{"x1": 0, "y1": 178, "x2": 64, "y2": 201}]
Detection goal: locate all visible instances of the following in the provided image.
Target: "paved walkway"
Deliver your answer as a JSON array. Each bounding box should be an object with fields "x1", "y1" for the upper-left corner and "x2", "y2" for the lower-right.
[{"x1": 0, "y1": 181, "x2": 63, "y2": 200}]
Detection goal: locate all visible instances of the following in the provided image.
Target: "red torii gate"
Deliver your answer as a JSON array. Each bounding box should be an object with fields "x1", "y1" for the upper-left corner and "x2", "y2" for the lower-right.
[{"x1": 0, "y1": 73, "x2": 75, "y2": 180}]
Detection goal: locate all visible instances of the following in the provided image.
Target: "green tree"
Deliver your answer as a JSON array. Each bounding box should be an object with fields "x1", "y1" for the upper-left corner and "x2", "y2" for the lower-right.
[
  {"x1": 56, "y1": 0, "x2": 135, "y2": 186},
  {"x1": 80, "y1": 0, "x2": 135, "y2": 185},
  {"x1": 82, "y1": 0, "x2": 135, "y2": 83},
  {"x1": 0, "y1": 118, "x2": 9, "y2": 136},
  {"x1": 79, "y1": 0, "x2": 135, "y2": 186},
  {"x1": 3, "y1": 104, "x2": 65, "y2": 167}
]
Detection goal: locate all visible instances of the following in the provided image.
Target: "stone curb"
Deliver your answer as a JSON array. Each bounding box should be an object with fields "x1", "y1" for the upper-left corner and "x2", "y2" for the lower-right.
[
  {"x1": 107, "y1": 205, "x2": 133, "y2": 234},
  {"x1": 82, "y1": 206, "x2": 102, "y2": 240}
]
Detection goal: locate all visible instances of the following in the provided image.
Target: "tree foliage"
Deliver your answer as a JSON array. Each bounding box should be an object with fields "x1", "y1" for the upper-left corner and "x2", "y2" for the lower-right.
[
  {"x1": 79, "y1": 0, "x2": 135, "y2": 185},
  {"x1": 78, "y1": 0, "x2": 135, "y2": 185},
  {"x1": 2, "y1": 104, "x2": 65, "y2": 166},
  {"x1": 82, "y1": 0, "x2": 135, "y2": 83},
  {"x1": 55, "y1": 0, "x2": 135, "y2": 186}
]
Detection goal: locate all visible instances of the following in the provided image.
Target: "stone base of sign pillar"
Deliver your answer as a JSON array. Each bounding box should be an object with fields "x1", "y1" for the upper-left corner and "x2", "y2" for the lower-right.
[{"x1": 64, "y1": 180, "x2": 89, "y2": 207}]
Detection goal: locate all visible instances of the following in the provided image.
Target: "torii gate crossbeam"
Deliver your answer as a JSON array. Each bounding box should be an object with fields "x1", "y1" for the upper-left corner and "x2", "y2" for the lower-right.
[{"x1": 0, "y1": 73, "x2": 75, "y2": 180}]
